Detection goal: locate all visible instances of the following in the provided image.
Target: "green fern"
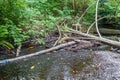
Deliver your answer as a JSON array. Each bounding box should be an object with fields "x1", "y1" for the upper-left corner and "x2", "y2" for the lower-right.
[
  {"x1": 0, "y1": 41, "x2": 14, "y2": 49},
  {"x1": 0, "y1": 25, "x2": 14, "y2": 49},
  {"x1": 0, "y1": 25, "x2": 8, "y2": 38}
]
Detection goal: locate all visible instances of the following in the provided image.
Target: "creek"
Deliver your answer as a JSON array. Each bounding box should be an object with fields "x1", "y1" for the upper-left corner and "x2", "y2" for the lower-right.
[{"x1": 0, "y1": 45, "x2": 120, "y2": 80}]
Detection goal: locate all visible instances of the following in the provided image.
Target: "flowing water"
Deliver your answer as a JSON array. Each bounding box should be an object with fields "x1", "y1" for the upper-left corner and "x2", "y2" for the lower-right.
[{"x1": 0, "y1": 46, "x2": 120, "y2": 80}]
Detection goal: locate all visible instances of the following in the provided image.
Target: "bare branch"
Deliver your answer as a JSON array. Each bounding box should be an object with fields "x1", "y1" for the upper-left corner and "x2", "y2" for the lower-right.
[
  {"x1": 77, "y1": 2, "x2": 95, "y2": 23},
  {"x1": 53, "y1": 25, "x2": 62, "y2": 47},
  {"x1": 87, "y1": 16, "x2": 117, "y2": 34},
  {"x1": 95, "y1": 0, "x2": 102, "y2": 37},
  {"x1": 16, "y1": 44, "x2": 22, "y2": 57},
  {"x1": 53, "y1": 19, "x2": 66, "y2": 46}
]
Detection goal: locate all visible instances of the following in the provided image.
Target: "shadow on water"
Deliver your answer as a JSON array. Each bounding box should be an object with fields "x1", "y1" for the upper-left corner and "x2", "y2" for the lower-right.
[{"x1": 1, "y1": 46, "x2": 120, "y2": 80}]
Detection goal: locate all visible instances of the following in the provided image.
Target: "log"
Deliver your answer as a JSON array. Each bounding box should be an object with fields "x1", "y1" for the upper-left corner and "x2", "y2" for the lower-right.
[
  {"x1": 69, "y1": 29, "x2": 120, "y2": 48},
  {"x1": 94, "y1": 28, "x2": 120, "y2": 35},
  {"x1": 0, "y1": 40, "x2": 89, "y2": 66}
]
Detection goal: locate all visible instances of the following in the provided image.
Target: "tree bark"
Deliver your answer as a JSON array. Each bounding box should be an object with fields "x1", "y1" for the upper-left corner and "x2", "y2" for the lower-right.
[{"x1": 72, "y1": 0, "x2": 77, "y2": 16}]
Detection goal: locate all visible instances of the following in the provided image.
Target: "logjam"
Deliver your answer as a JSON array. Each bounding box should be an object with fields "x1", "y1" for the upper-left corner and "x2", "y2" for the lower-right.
[
  {"x1": 69, "y1": 29, "x2": 120, "y2": 48},
  {"x1": 0, "y1": 40, "x2": 90, "y2": 66}
]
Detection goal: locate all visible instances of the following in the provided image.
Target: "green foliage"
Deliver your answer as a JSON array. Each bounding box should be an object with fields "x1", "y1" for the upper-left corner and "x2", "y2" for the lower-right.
[
  {"x1": 0, "y1": 0, "x2": 120, "y2": 50},
  {"x1": 0, "y1": 25, "x2": 13, "y2": 49},
  {"x1": 99, "y1": 0, "x2": 119, "y2": 16},
  {"x1": 8, "y1": 23, "x2": 29, "y2": 46},
  {"x1": 0, "y1": 25, "x2": 8, "y2": 38},
  {"x1": 0, "y1": 0, "x2": 27, "y2": 24},
  {"x1": 0, "y1": 41, "x2": 14, "y2": 49},
  {"x1": 27, "y1": 0, "x2": 73, "y2": 31},
  {"x1": 36, "y1": 38, "x2": 45, "y2": 45},
  {"x1": 99, "y1": 0, "x2": 120, "y2": 27},
  {"x1": 0, "y1": 0, "x2": 29, "y2": 47},
  {"x1": 77, "y1": 0, "x2": 120, "y2": 27}
]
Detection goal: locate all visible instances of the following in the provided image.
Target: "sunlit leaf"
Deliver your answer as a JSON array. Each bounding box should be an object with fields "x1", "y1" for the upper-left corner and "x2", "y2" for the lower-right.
[
  {"x1": 30, "y1": 66, "x2": 35, "y2": 69},
  {"x1": 29, "y1": 46, "x2": 34, "y2": 49}
]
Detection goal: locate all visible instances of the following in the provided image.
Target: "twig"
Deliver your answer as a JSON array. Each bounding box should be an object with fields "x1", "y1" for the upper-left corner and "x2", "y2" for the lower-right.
[
  {"x1": 53, "y1": 19, "x2": 66, "y2": 46},
  {"x1": 16, "y1": 44, "x2": 22, "y2": 57},
  {"x1": 74, "y1": 2, "x2": 95, "y2": 31},
  {"x1": 77, "y1": 2, "x2": 95, "y2": 23},
  {"x1": 53, "y1": 25, "x2": 62, "y2": 47},
  {"x1": 95, "y1": 0, "x2": 102, "y2": 38}
]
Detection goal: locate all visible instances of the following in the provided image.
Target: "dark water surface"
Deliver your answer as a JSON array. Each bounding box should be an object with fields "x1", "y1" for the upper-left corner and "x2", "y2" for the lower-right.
[{"x1": 0, "y1": 46, "x2": 120, "y2": 80}]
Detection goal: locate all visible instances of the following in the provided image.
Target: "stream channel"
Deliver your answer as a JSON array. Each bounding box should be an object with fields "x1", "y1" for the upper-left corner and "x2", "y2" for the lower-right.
[{"x1": 0, "y1": 45, "x2": 120, "y2": 80}]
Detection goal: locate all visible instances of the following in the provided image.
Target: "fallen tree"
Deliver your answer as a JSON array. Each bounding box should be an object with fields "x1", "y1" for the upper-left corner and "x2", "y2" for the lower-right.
[
  {"x1": 69, "y1": 29, "x2": 120, "y2": 48},
  {"x1": 0, "y1": 40, "x2": 91, "y2": 66},
  {"x1": 94, "y1": 28, "x2": 120, "y2": 35}
]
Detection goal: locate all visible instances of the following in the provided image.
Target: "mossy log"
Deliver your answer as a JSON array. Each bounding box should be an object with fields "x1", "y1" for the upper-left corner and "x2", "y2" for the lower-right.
[{"x1": 94, "y1": 28, "x2": 120, "y2": 35}]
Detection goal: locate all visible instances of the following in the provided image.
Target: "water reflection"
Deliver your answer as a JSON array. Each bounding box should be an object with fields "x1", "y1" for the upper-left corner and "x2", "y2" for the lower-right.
[{"x1": 0, "y1": 50, "x2": 99, "y2": 80}]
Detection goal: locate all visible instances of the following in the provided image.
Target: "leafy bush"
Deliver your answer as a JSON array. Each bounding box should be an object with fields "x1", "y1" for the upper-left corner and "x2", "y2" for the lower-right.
[
  {"x1": 0, "y1": 0, "x2": 28, "y2": 47},
  {"x1": 0, "y1": 0, "x2": 27, "y2": 24},
  {"x1": 99, "y1": 0, "x2": 120, "y2": 28}
]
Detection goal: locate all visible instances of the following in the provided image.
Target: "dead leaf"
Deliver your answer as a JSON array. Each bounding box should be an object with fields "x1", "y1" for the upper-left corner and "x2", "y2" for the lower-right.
[
  {"x1": 29, "y1": 46, "x2": 34, "y2": 49},
  {"x1": 30, "y1": 66, "x2": 35, "y2": 69}
]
